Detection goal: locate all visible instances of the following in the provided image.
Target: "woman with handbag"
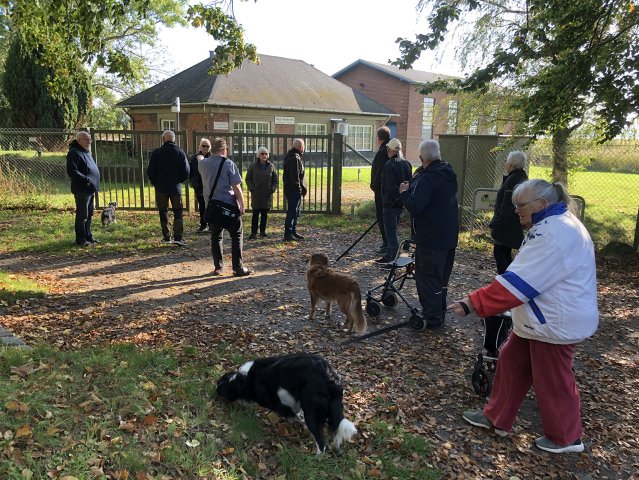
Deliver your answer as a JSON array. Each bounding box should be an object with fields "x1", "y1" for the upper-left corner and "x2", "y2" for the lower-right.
[
  {"x1": 198, "y1": 137, "x2": 252, "y2": 277},
  {"x1": 245, "y1": 146, "x2": 278, "y2": 239}
]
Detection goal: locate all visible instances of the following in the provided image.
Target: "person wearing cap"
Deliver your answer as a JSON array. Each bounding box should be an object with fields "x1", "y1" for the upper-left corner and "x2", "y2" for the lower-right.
[
  {"x1": 399, "y1": 139, "x2": 458, "y2": 328},
  {"x1": 376, "y1": 138, "x2": 412, "y2": 264},
  {"x1": 199, "y1": 137, "x2": 252, "y2": 277},
  {"x1": 370, "y1": 126, "x2": 391, "y2": 254}
]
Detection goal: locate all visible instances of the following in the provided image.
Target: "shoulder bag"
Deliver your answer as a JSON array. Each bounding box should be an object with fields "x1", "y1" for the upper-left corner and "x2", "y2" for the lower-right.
[{"x1": 204, "y1": 158, "x2": 241, "y2": 229}]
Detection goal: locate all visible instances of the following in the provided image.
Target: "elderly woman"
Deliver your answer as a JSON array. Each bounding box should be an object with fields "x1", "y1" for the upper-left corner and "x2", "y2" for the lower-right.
[
  {"x1": 449, "y1": 179, "x2": 598, "y2": 454},
  {"x1": 489, "y1": 151, "x2": 528, "y2": 274},
  {"x1": 245, "y1": 146, "x2": 278, "y2": 239}
]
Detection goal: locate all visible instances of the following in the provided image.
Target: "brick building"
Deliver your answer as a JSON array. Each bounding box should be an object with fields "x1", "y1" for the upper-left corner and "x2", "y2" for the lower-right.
[
  {"x1": 333, "y1": 59, "x2": 460, "y2": 162},
  {"x1": 117, "y1": 53, "x2": 395, "y2": 155}
]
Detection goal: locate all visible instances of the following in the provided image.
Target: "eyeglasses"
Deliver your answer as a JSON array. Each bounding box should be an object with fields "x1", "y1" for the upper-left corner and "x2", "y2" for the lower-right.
[
  {"x1": 200, "y1": 145, "x2": 210, "y2": 148},
  {"x1": 514, "y1": 198, "x2": 542, "y2": 209},
  {"x1": 259, "y1": 153, "x2": 269, "y2": 156}
]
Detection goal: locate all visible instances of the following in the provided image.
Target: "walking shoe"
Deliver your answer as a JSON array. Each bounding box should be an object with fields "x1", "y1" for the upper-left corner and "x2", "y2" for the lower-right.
[
  {"x1": 534, "y1": 436, "x2": 584, "y2": 454},
  {"x1": 173, "y1": 239, "x2": 187, "y2": 246},
  {"x1": 248, "y1": 233, "x2": 257, "y2": 240},
  {"x1": 162, "y1": 237, "x2": 172, "y2": 244},
  {"x1": 212, "y1": 268, "x2": 224, "y2": 276},
  {"x1": 75, "y1": 241, "x2": 91, "y2": 247},
  {"x1": 196, "y1": 225, "x2": 209, "y2": 233},
  {"x1": 462, "y1": 411, "x2": 508, "y2": 437},
  {"x1": 88, "y1": 238, "x2": 100, "y2": 244},
  {"x1": 283, "y1": 235, "x2": 298, "y2": 242},
  {"x1": 292, "y1": 232, "x2": 304, "y2": 240},
  {"x1": 233, "y1": 268, "x2": 253, "y2": 277},
  {"x1": 374, "y1": 256, "x2": 391, "y2": 264},
  {"x1": 260, "y1": 232, "x2": 268, "y2": 237}
]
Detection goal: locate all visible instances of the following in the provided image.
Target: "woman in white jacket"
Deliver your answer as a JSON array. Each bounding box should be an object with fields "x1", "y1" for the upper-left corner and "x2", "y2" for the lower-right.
[{"x1": 450, "y1": 179, "x2": 598, "y2": 454}]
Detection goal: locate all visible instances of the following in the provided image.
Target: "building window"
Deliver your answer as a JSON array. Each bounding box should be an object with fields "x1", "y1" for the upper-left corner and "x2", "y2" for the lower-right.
[
  {"x1": 447, "y1": 100, "x2": 458, "y2": 134},
  {"x1": 421, "y1": 97, "x2": 435, "y2": 140},
  {"x1": 161, "y1": 119, "x2": 176, "y2": 131},
  {"x1": 296, "y1": 123, "x2": 328, "y2": 152},
  {"x1": 347, "y1": 125, "x2": 373, "y2": 151},
  {"x1": 233, "y1": 121, "x2": 270, "y2": 153},
  {"x1": 469, "y1": 118, "x2": 478, "y2": 135}
]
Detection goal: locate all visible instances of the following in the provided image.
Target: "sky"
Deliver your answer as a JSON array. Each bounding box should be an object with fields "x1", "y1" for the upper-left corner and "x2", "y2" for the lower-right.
[{"x1": 157, "y1": 0, "x2": 462, "y2": 80}]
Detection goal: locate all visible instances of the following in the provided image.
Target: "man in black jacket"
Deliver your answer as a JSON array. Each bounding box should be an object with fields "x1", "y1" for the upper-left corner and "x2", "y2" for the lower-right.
[
  {"x1": 370, "y1": 126, "x2": 391, "y2": 254},
  {"x1": 147, "y1": 130, "x2": 190, "y2": 245},
  {"x1": 377, "y1": 138, "x2": 412, "y2": 263},
  {"x1": 66, "y1": 130, "x2": 100, "y2": 247},
  {"x1": 282, "y1": 138, "x2": 307, "y2": 241},
  {"x1": 400, "y1": 139, "x2": 458, "y2": 328}
]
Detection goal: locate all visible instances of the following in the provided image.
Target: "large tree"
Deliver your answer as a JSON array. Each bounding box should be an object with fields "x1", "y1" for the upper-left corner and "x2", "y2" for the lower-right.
[
  {"x1": 394, "y1": 0, "x2": 639, "y2": 184},
  {"x1": 0, "y1": 0, "x2": 258, "y2": 129}
]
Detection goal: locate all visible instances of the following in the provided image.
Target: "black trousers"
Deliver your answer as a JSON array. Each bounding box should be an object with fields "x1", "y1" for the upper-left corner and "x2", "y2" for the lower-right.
[
  {"x1": 493, "y1": 243, "x2": 513, "y2": 275},
  {"x1": 414, "y1": 246, "x2": 456, "y2": 325},
  {"x1": 209, "y1": 217, "x2": 244, "y2": 272},
  {"x1": 251, "y1": 209, "x2": 269, "y2": 234},
  {"x1": 73, "y1": 192, "x2": 95, "y2": 244},
  {"x1": 155, "y1": 191, "x2": 183, "y2": 240},
  {"x1": 196, "y1": 193, "x2": 206, "y2": 227},
  {"x1": 374, "y1": 190, "x2": 387, "y2": 248}
]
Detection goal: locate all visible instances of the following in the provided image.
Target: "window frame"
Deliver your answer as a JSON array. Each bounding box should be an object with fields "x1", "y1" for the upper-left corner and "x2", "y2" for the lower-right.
[
  {"x1": 421, "y1": 97, "x2": 435, "y2": 140},
  {"x1": 295, "y1": 123, "x2": 328, "y2": 152},
  {"x1": 346, "y1": 124, "x2": 374, "y2": 151}
]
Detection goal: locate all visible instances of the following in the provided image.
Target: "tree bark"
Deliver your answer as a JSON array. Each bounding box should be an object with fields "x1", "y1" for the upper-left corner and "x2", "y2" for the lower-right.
[{"x1": 551, "y1": 127, "x2": 569, "y2": 185}]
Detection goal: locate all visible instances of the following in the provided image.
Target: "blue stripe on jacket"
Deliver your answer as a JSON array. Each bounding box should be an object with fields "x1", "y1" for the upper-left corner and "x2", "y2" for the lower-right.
[{"x1": 501, "y1": 271, "x2": 547, "y2": 324}]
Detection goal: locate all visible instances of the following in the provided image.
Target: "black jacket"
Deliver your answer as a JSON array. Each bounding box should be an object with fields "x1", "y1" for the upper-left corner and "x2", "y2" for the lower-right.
[
  {"x1": 189, "y1": 151, "x2": 209, "y2": 195},
  {"x1": 283, "y1": 147, "x2": 307, "y2": 196},
  {"x1": 147, "y1": 141, "x2": 190, "y2": 195},
  {"x1": 370, "y1": 139, "x2": 390, "y2": 192},
  {"x1": 66, "y1": 140, "x2": 100, "y2": 194},
  {"x1": 381, "y1": 155, "x2": 412, "y2": 208},
  {"x1": 401, "y1": 160, "x2": 459, "y2": 250},
  {"x1": 489, "y1": 167, "x2": 528, "y2": 248}
]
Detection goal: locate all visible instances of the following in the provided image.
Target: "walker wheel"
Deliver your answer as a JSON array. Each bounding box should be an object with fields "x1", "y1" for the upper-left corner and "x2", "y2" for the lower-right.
[
  {"x1": 408, "y1": 314, "x2": 425, "y2": 331},
  {"x1": 365, "y1": 299, "x2": 382, "y2": 318},
  {"x1": 472, "y1": 365, "x2": 492, "y2": 397},
  {"x1": 381, "y1": 291, "x2": 398, "y2": 308}
]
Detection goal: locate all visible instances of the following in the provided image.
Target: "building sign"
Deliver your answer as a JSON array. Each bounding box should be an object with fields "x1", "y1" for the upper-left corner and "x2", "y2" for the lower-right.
[
  {"x1": 213, "y1": 121, "x2": 229, "y2": 130},
  {"x1": 275, "y1": 116, "x2": 295, "y2": 125}
]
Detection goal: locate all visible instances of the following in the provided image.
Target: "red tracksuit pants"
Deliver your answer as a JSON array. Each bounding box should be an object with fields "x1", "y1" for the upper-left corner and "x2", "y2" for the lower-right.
[{"x1": 484, "y1": 333, "x2": 583, "y2": 445}]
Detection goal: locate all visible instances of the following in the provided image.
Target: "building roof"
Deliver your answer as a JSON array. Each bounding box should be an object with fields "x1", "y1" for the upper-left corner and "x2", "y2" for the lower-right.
[
  {"x1": 333, "y1": 59, "x2": 457, "y2": 85},
  {"x1": 118, "y1": 54, "x2": 395, "y2": 116}
]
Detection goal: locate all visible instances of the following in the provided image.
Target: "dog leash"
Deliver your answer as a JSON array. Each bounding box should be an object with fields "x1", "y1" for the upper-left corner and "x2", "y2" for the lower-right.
[{"x1": 338, "y1": 307, "x2": 452, "y2": 347}]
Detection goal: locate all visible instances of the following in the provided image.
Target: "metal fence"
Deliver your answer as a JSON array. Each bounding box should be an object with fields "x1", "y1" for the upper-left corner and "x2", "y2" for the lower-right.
[{"x1": 1, "y1": 128, "x2": 637, "y2": 247}]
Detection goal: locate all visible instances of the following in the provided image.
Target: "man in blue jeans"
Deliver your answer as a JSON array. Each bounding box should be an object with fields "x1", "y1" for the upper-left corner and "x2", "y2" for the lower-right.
[
  {"x1": 147, "y1": 130, "x2": 190, "y2": 246},
  {"x1": 283, "y1": 138, "x2": 307, "y2": 242},
  {"x1": 66, "y1": 130, "x2": 100, "y2": 247}
]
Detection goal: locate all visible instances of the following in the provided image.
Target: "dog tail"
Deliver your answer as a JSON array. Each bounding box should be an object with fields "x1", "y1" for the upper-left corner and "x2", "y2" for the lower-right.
[
  {"x1": 350, "y1": 290, "x2": 367, "y2": 334},
  {"x1": 327, "y1": 383, "x2": 357, "y2": 449}
]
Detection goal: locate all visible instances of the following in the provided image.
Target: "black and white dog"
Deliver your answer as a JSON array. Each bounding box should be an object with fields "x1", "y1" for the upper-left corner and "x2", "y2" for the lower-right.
[
  {"x1": 216, "y1": 353, "x2": 357, "y2": 454},
  {"x1": 101, "y1": 202, "x2": 117, "y2": 226}
]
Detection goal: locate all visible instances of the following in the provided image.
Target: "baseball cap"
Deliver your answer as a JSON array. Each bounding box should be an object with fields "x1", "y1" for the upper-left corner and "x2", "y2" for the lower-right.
[{"x1": 387, "y1": 138, "x2": 402, "y2": 150}]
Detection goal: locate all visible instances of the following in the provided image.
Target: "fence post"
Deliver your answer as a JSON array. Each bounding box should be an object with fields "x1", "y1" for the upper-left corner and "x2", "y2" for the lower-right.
[
  {"x1": 138, "y1": 132, "x2": 145, "y2": 209},
  {"x1": 634, "y1": 207, "x2": 639, "y2": 253},
  {"x1": 332, "y1": 133, "x2": 343, "y2": 214}
]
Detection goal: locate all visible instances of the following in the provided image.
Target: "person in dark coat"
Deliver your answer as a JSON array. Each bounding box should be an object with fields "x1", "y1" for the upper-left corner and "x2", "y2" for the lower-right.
[
  {"x1": 147, "y1": 130, "x2": 190, "y2": 245},
  {"x1": 282, "y1": 138, "x2": 307, "y2": 242},
  {"x1": 376, "y1": 138, "x2": 412, "y2": 263},
  {"x1": 66, "y1": 130, "x2": 100, "y2": 246},
  {"x1": 245, "y1": 146, "x2": 278, "y2": 239},
  {"x1": 190, "y1": 138, "x2": 211, "y2": 233},
  {"x1": 489, "y1": 151, "x2": 529, "y2": 274},
  {"x1": 370, "y1": 126, "x2": 391, "y2": 254},
  {"x1": 400, "y1": 139, "x2": 458, "y2": 328}
]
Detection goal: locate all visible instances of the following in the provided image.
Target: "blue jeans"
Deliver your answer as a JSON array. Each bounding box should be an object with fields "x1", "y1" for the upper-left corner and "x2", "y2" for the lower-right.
[
  {"x1": 284, "y1": 191, "x2": 302, "y2": 236},
  {"x1": 382, "y1": 207, "x2": 402, "y2": 260},
  {"x1": 73, "y1": 192, "x2": 95, "y2": 244}
]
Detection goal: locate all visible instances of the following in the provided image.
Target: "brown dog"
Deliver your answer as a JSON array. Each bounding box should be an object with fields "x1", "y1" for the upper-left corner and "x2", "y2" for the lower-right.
[{"x1": 307, "y1": 253, "x2": 367, "y2": 334}]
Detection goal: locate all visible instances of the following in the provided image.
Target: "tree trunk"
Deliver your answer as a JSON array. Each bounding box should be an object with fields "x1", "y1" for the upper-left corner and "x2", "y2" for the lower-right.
[{"x1": 551, "y1": 128, "x2": 569, "y2": 185}]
